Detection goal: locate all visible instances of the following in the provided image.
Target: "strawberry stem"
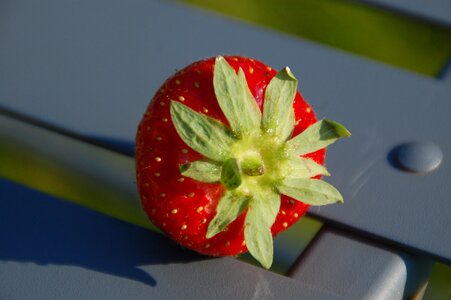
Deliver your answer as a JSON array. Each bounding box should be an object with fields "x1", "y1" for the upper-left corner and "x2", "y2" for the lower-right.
[{"x1": 240, "y1": 153, "x2": 265, "y2": 176}]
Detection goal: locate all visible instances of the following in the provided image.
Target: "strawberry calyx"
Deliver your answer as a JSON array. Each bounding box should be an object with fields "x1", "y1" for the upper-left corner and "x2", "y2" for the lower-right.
[
  {"x1": 170, "y1": 56, "x2": 350, "y2": 269},
  {"x1": 220, "y1": 158, "x2": 241, "y2": 190},
  {"x1": 240, "y1": 153, "x2": 264, "y2": 176}
]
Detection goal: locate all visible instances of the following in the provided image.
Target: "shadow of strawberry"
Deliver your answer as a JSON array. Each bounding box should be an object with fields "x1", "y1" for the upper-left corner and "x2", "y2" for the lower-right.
[{"x1": 0, "y1": 178, "x2": 206, "y2": 288}]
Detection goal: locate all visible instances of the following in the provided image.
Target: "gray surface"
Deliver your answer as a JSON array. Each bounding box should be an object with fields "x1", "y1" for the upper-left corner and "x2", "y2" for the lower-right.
[
  {"x1": 363, "y1": 0, "x2": 451, "y2": 26},
  {"x1": 0, "y1": 112, "x2": 319, "y2": 274},
  {"x1": 0, "y1": 178, "x2": 345, "y2": 300},
  {"x1": 0, "y1": 112, "x2": 149, "y2": 229},
  {"x1": 290, "y1": 229, "x2": 434, "y2": 300},
  {"x1": 1, "y1": 0, "x2": 450, "y2": 263}
]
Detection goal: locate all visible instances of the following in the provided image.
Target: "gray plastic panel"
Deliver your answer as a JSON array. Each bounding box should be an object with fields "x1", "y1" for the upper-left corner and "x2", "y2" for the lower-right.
[
  {"x1": 0, "y1": 0, "x2": 444, "y2": 142},
  {"x1": 362, "y1": 0, "x2": 451, "y2": 26},
  {"x1": 290, "y1": 229, "x2": 433, "y2": 299},
  {"x1": 312, "y1": 81, "x2": 451, "y2": 263},
  {"x1": 0, "y1": 112, "x2": 321, "y2": 274},
  {"x1": 0, "y1": 179, "x2": 344, "y2": 300},
  {"x1": 1, "y1": 0, "x2": 450, "y2": 262}
]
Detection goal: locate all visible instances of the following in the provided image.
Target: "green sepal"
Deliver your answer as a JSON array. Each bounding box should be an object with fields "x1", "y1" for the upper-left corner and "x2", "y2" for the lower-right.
[
  {"x1": 213, "y1": 56, "x2": 262, "y2": 136},
  {"x1": 277, "y1": 178, "x2": 344, "y2": 206},
  {"x1": 281, "y1": 157, "x2": 330, "y2": 179},
  {"x1": 244, "y1": 188, "x2": 280, "y2": 269},
  {"x1": 170, "y1": 101, "x2": 236, "y2": 161},
  {"x1": 262, "y1": 67, "x2": 297, "y2": 141},
  {"x1": 181, "y1": 160, "x2": 222, "y2": 183},
  {"x1": 169, "y1": 58, "x2": 349, "y2": 270},
  {"x1": 221, "y1": 158, "x2": 242, "y2": 190},
  {"x1": 288, "y1": 120, "x2": 351, "y2": 156},
  {"x1": 206, "y1": 190, "x2": 251, "y2": 239}
]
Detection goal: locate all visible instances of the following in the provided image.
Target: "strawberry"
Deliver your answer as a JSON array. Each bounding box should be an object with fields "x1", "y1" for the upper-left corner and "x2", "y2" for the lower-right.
[{"x1": 135, "y1": 56, "x2": 350, "y2": 269}]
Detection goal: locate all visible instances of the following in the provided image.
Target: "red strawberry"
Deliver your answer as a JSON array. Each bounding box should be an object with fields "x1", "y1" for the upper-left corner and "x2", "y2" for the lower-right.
[{"x1": 136, "y1": 56, "x2": 350, "y2": 268}]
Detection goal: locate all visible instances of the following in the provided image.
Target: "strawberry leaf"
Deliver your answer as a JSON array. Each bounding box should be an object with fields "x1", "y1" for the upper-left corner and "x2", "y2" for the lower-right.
[
  {"x1": 262, "y1": 67, "x2": 297, "y2": 141},
  {"x1": 170, "y1": 101, "x2": 236, "y2": 161},
  {"x1": 221, "y1": 158, "x2": 242, "y2": 190},
  {"x1": 213, "y1": 56, "x2": 262, "y2": 136},
  {"x1": 244, "y1": 188, "x2": 280, "y2": 269},
  {"x1": 277, "y1": 178, "x2": 343, "y2": 206},
  {"x1": 281, "y1": 157, "x2": 330, "y2": 179},
  {"x1": 288, "y1": 120, "x2": 351, "y2": 156},
  {"x1": 206, "y1": 190, "x2": 251, "y2": 239},
  {"x1": 181, "y1": 160, "x2": 222, "y2": 183}
]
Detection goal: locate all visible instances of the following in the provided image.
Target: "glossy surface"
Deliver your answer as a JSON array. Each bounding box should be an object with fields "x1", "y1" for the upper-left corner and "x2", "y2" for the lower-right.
[
  {"x1": 290, "y1": 229, "x2": 433, "y2": 299},
  {"x1": 393, "y1": 141, "x2": 443, "y2": 173}
]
